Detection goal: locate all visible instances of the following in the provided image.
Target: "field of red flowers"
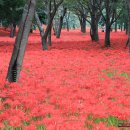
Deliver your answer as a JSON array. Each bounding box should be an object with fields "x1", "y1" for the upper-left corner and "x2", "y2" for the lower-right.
[{"x1": 0, "y1": 29, "x2": 130, "y2": 130}]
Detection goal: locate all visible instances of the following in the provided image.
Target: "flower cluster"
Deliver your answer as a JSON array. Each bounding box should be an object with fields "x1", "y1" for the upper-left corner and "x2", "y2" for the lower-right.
[{"x1": 0, "y1": 29, "x2": 129, "y2": 129}]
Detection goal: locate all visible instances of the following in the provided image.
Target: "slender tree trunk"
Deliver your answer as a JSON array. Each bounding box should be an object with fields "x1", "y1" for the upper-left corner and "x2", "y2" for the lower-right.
[
  {"x1": 6, "y1": 0, "x2": 36, "y2": 82},
  {"x1": 115, "y1": 22, "x2": 117, "y2": 32},
  {"x1": 56, "y1": 7, "x2": 67, "y2": 38},
  {"x1": 42, "y1": 0, "x2": 63, "y2": 50},
  {"x1": 35, "y1": 12, "x2": 44, "y2": 37},
  {"x1": 121, "y1": 23, "x2": 123, "y2": 31},
  {"x1": 123, "y1": 23, "x2": 126, "y2": 31},
  {"x1": 48, "y1": 26, "x2": 52, "y2": 46},
  {"x1": 42, "y1": 36, "x2": 48, "y2": 50},
  {"x1": 42, "y1": 6, "x2": 61, "y2": 49},
  {"x1": 80, "y1": 16, "x2": 86, "y2": 33},
  {"x1": 90, "y1": 16, "x2": 99, "y2": 41},
  {"x1": 126, "y1": 21, "x2": 128, "y2": 34},
  {"x1": 126, "y1": 0, "x2": 130, "y2": 52},
  {"x1": 104, "y1": 0, "x2": 111, "y2": 47},
  {"x1": 47, "y1": 0, "x2": 52, "y2": 45},
  {"x1": 35, "y1": 12, "x2": 48, "y2": 50},
  {"x1": 66, "y1": 21, "x2": 69, "y2": 31},
  {"x1": 56, "y1": 16, "x2": 64, "y2": 38},
  {"x1": 41, "y1": 0, "x2": 52, "y2": 50},
  {"x1": 35, "y1": 11, "x2": 45, "y2": 48},
  {"x1": 10, "y1": 23, "x2": 16, "y2": 38},
  {"x1": 42, "y1": 22, "x2": 53, "y2": 50},
  {"x1": 65, "y1": 12, "x2": 70, "y2": 31},
  {"x1": 53, "y1": 25, "x2": 56, "y2": 35},
  {"x1": 105, "y1": 24, "x2": 111, "y2": 47}
]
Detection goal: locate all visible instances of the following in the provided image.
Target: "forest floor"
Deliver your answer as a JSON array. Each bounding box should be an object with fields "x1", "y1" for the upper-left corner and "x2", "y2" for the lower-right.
[{"x1": 0, "y1": 29, "x2": 130, "y2": 130}]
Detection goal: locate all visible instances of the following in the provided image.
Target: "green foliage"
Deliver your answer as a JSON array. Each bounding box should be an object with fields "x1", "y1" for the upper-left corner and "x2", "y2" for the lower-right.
[
  {"x1": 120, "y1": 72, "x2": 130, "y2": 81},
  {"x1": 0, "y1": 0, "x2": 25, "y2": 26},
  {"x1": 85, "y1": 114, "x2": 126, "y2": 129}
]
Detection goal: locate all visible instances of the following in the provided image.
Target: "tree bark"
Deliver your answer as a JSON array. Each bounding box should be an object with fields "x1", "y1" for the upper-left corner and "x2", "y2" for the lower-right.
[
  {"x1": 53, "y1": 21, "x2": 57, "y2": 35},
  {"x1": 42, "y1": 0, "x2": 63, "y2": 50},
  {"x1": 80, "y1": 16, "x2": 86, "y2": 33},
  {"x1": 123, "y1": 22, "x2": 126, "y2": 31},
  {"x1": 105, "y1": 24, "x2": 111, "y2": 47},
  {"x1": 56, "y1": 17, "x2": 64, "y2": 38},
  {"x1": 65, "y1": 12, "x2": 70, "y2": 31},
  {"x1": 90, "y1": 16, "x2": 99, "y2": 41},
  {"x1": 125, "y1": 21, "x2": 128, "y2": 34},
  {"x1": 6, "y1": 0, "x2": 36, "y2": 82},
  {"x1": 47, "y1": 0, "x2": 52, "y2": 45},
  {"x1": 126, "y1": 0, "x2": 130, "y2": 52},
  {"x1": 35, "y1": 12, "x2": 46, "y2": 49},
  {"x1": 56, "y1": 7, "x2": 67, "y2": 38},
  {"x1": 115, "y1": 22, "x2": 117, "y2": 32},
  {"x1": 34, "y1": 12, "x2": 44, "y2": 37},
  {"x1": 10, "y1": 23, "x2": 16, "y2": 38},
  {"x1": 121, "y1": 23, "x2": 123, "y2": 31},
  {"x1": 104, "y1": 0, "x2": 111, "y2": 47},
  {"x1": 41, "y1": 0, "x2": 52, "y2": 50},
  {"x1": 48, "y1": 27, "x2": 52, "y2": 46}
]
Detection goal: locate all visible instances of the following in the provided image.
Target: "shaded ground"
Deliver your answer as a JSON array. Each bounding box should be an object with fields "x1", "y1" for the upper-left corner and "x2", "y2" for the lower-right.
[{"x1": 0, "y1": 29, "x2": 130, "y2": 130}]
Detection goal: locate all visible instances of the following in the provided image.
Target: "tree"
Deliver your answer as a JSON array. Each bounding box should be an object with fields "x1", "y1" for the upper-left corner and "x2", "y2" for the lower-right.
[
  {"x1": 87, "y1": 0, "x2": 103, "y2": 41},
  {"x1": 126, "y1": 0, "x2": 130, "y2": 52},
  {"x1": 39, "y1": 0, "x2": 64, "y2": 50},
  {"x1": 56, "y1": 6, "x2": 67, "y2": 38},
  {"x1": 71, "y1": 0, "x2": 88, "y2": 33},
  {"x1": 6, "y1": 0, "x2": 36, "y2": 82},
  {"x1": 98, "y1": 0, "x2": 124, "y2": 47},
  {"x1": 0, "y1": 0, "x2": 25, "y2": 37}
]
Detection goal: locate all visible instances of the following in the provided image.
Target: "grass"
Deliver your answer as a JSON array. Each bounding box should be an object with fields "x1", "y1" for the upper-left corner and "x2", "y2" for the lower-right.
[
  {"x1": 0, "y1": 121, "x2": 47, "y2": 130},
  {"x1": 0, "y1": 125, "x2": 47, "y2": 130},
  {"x1": 120, "y1": 72, "x2": 130, "y2": 81},
  {"x1": 84, "y1": 114, "x2": 126, "y2": 129}
]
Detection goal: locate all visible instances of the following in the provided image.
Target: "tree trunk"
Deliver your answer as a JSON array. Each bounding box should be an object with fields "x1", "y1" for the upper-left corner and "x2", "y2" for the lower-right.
[
  {"x1": 56, "y1": 7, "x2": 67, "y2": 38},
  {"x1": 115, "y1": 22, "x2": 117, "y2": 32},
  {"x1": 6, "y1": 0, "x2": 36, "y2": 82},
  {"x1": 42, "y1": 0, "x2": 63, "y2": 50},
  {"x1": 65, "y1": 12, "x2": 70, "y2": 31},
  {"x1": 42, "y1": 36, "x2": 48, "y2": 50},
  {"x1": 80, "y1": 16, "x2": 86, "y2": 33},
  {"x1": 56, "y1": 16, "x2": 64, "y2": 38},
  {"x1": 35, "y1": 12, "x2": 44, "y2": 36},
  {"x1": 104, "y1": 0, "x2": 111, "y2": 47},
  {"x1": 48, "y1": 27, "x2": 52, "y2": 46},
  {"x1": 105, "y1": 24, "x2": 111, "y2": 47},
  {"x1": 90, "y1": 16, "x2": 99, "y2": 42},
  {"x1": 30, "y1": 24, "x2": 33, "y2": 33},
  {"x1": 53, "y1": 25, "x2": 56, "y2": 35},
  {"x1": 41, "y1": 0, "x2": 52, "y2": 50},
  {"x1": 121, "y1": 23, "x2": 123, "y2": 31},
  {"x1": 10, "y1": 23, "x2": 16, "y2": 38},
  {"x1": 42, "y1": 10, "x2": 58, "y2": 49},
  {"x1": 66, "y1": 21, "x2": 69, "y2": 31},
  {"x1": 47, "y1": 0, "x2": 52, "y2": 45},
  {"x1": 35, "y1": 12, "x2": 47, "y2": 49},
  {"x1": 123, "y1": 23, "x2": 126, "y2": 31},
  {"x1": 126, "y1": 0, "x2": 130, "y2": 52}
]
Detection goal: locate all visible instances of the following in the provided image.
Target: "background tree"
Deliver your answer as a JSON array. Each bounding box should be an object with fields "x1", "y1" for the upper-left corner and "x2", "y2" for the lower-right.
[
  {"x1": 6, "y1": 0, "x2": 36, "y2": 82},
  {"x1": 0, "y1": 0, "x2": 25, "y2": 37},
  {"x1": 68, "y1": 0, "x2": 88, "y2": 33},
  {"x1": 97, "y1": 0, "x2": 124, "y2": 47},
  {"x1": 126, "y1": 0, "x2": 130, "y2": 51},
  {"x1": 56, "y1": 6, "x2": 67, "y2": 38},
  {"x1": 86, "y1": 0, "x2": 103, "y2": 41}
]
